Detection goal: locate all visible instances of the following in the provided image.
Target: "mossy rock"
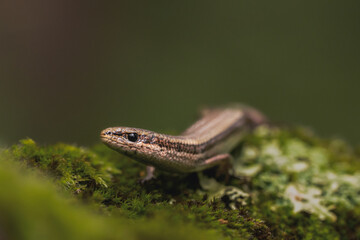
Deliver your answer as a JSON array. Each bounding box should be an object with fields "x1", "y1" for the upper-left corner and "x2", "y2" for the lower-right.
[{"x1": 0, "y1": 126, "x2": 359, "y2": 239}]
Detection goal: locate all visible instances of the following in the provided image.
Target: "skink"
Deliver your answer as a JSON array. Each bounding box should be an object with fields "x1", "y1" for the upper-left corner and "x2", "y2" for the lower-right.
[{"x1": 100, "y1": 104, "x2": 266, "y2": 181}]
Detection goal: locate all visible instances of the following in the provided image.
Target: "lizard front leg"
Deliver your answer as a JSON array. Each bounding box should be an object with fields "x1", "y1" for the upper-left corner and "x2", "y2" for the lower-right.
[
  {"x1": 140, "y1": 165, "x2": 156, "y2": 183},
  {"x1": 201, "y1": 153, "x2": 234, "y2": 181}
]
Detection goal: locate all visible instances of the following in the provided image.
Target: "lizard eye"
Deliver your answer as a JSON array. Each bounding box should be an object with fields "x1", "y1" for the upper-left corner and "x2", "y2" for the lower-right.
[{"x1": 127, "y1": 133, "x2": 138, "y2": 142}]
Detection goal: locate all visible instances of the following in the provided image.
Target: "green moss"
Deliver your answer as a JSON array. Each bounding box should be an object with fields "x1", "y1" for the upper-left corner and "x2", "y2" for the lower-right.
[
  {"x1": 0, "y1": 148, "x2": 225, "y2": 240},
  {"x1": 0, "y1": 126, "x2": 359, "y2": 239}
]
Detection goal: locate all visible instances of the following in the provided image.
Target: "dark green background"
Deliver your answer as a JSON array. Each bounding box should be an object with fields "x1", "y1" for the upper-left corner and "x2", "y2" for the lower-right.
[{"x1": 1, "y1": 0, "x2": 359, "y2": 145}]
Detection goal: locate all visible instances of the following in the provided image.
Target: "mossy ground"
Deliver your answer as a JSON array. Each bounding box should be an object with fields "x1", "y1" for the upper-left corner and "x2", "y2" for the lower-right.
[{"x1": 0, "y1": 127, "x2": 359, "y2": 240}]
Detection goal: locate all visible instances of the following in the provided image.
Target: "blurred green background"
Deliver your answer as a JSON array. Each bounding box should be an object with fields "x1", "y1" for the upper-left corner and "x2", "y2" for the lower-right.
[{"x1": 1, "y1": 0, "x2": 359, "y2": 145}]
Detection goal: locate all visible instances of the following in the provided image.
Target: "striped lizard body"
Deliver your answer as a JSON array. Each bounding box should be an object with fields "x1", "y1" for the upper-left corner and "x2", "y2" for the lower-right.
[{"x1": 100, "y1": 104, "x2": 266, "y2": 180}]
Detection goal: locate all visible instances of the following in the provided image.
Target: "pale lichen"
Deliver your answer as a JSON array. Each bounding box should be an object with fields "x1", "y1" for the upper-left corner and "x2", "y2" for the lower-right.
[{"x1": 233, "y1": 126, "x2": 360, "y2": 222}]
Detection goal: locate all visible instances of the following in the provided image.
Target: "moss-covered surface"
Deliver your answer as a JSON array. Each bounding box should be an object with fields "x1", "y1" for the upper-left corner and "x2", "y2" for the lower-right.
[{"x1": 0, "y1": 126, "x2": 359, "y2": 240}]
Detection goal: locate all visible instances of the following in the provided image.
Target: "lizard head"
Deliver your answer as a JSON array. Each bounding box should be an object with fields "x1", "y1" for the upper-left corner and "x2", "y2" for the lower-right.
[{"x1": 100, "y1": 127, "x2": 160, "y2": 165}]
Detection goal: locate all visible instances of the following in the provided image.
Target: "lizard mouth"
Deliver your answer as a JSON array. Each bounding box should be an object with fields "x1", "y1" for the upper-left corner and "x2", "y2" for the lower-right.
[
  {"x1": 100, "y1": 129, "x2": 121, "y2": 148},
  {"x1": 100, "y1": 129, "x2": 112, "y2": 142},
  {"x1": 100, "y1": 128, "x2": 135, "y2": 154}
]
